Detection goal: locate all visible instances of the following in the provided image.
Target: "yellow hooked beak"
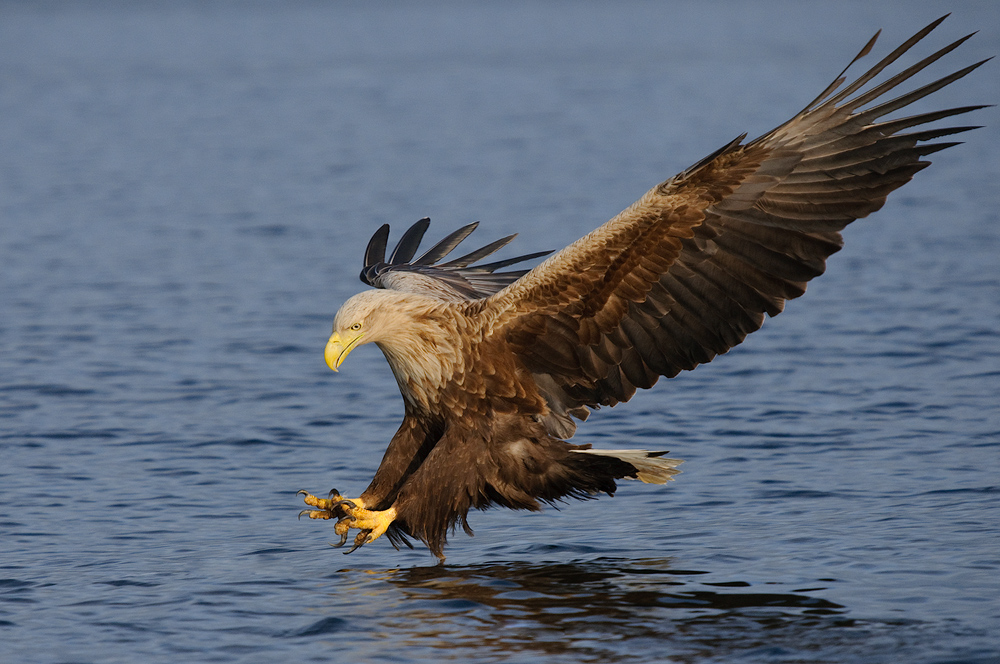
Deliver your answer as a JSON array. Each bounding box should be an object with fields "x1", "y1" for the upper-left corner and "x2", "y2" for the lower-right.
[{"x1": 324, "y1": 331, "x2": 363, "y2": 372}]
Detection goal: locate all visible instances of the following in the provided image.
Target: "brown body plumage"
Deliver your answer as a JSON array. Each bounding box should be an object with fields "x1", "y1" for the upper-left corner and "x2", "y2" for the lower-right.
[{"x1": 299, "y1": 17, "x2": 988, "y2": 560}]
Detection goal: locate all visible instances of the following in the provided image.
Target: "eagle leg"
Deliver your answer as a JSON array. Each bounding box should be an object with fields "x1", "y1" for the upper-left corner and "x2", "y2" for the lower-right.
[{"x1": 297, "y1": 489, "x2": 396, "y2": 553}]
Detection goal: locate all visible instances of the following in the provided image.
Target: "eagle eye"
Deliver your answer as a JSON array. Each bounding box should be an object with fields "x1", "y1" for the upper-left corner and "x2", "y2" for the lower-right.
[{"x1": 350, "y1": 323, "x2": 362, "y2": 331}]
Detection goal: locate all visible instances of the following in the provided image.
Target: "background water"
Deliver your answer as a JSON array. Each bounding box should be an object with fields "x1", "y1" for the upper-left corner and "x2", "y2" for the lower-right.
[{"x1": 2, "y1": 1, "x2": 999, "y2": 662}]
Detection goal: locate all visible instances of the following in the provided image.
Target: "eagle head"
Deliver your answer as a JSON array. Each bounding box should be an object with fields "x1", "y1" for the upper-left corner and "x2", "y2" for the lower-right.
[{"x1": 325, "y1": 289, "x2": 457, "y2": 380}]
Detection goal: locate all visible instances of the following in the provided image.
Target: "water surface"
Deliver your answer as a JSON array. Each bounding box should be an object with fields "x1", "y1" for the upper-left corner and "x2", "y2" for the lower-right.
[{"x1": 1, "y1": 2, "x2": 998, "y2": 662}]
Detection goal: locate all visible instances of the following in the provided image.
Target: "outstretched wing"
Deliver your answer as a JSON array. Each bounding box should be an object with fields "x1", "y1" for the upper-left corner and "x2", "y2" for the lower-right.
[
  {"x1": 474, "y1": 16, "x2": 989, "y2": 438},
  {"x1": 360, "y1": 218, "x2": 552, "y2": 301}
]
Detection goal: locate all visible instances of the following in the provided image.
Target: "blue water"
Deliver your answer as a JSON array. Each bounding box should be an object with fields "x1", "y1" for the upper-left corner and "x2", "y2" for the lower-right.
[{"x1": 2, "y1": 2, "x2": 999, "y2": 662}]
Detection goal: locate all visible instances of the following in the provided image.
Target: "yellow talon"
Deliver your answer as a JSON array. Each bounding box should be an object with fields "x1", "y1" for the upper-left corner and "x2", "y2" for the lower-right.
[{"x1": 297, "y1": 489, "x2": 395, "y2": 553}]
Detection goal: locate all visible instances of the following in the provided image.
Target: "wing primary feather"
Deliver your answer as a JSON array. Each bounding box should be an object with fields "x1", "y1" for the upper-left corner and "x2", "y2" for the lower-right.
[
  {"x1": 801, "y1": 106, "x2": 988, "y2": 159},
  {"x1": 853, "y1": 58, "x2": 992, "y2": 125},
  {"x1": 822, "y1": 16, "x2": 949, "y2": 109},
  {"x1": 797, "y1": 126, "x2": 980, "y2": 172},
  {"x1": 463, "y1": 250, "x2": 555, "y2": 273},
  {"x1": 389, "y1": 217, "x2": 431, "y2": 264},
  {"x1": 868, "y1": 105, "x2": 990, "y2": 135},
  {"x1": 363, "y1": 225, "x2": 390, "y2": 269},
  {"x1": 802, "y1": 29, "x2": 882, "y2": 111},
  {"x1": 412, "y1": 222, "x2": 480, "y2": 266},
  {"x1": 360, "y1": 224, "x2": 392, "y2": 286},
  {"x1": 841, "y1": 34, "x2": 979, "y2": 115},
  {"x1": 440, "y1": 234, "x2": 519, "y2": 268}
]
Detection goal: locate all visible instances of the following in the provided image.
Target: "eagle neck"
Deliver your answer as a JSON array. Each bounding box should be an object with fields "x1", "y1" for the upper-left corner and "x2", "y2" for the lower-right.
[{"x1": 374, "y1": 302, "x2": 468, "y2": 416}]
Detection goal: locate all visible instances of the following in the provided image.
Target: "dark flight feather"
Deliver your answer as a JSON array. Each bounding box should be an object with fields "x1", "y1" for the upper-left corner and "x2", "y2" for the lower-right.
[{"x1": 360, "y1": 218, "x2": 554, "y2": 299}]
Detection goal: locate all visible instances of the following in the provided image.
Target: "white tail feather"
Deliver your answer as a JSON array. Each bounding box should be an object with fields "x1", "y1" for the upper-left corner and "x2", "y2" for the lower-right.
[{"x1": 570, "y1": 448, "x2": 683, "y2": 484}]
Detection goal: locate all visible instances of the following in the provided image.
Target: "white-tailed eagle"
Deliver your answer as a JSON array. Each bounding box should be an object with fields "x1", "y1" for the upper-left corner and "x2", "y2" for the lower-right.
[{"x1": 299, "y1": 17, "x2": 987, "y2": 561}]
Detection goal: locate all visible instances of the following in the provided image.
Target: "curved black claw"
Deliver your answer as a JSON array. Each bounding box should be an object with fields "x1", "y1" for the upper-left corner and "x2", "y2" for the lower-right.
[
  {"x1": 297, "y1": 509, "x2": 313, "y2": 520},
  {"x1": 334, "y1": 499, "x2": 357, "y2": 512},
  {"x1": 330, "y1": 529, "x2": 350, "y2": 548},
  {"x1": 296, "y1": 489, "x2": 310, "y2": 497},
  {"x1": 327, "y1": 488, "x2": 341, "y2": 499},
  {"x1": 345, "y1": 529, "x2": 373, "y2": 555}
]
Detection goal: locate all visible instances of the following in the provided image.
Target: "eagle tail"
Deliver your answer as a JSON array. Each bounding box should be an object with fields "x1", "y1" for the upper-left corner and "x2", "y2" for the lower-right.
[{"x1": 570, "y1": 448, "x2": 683, "y2": 484}]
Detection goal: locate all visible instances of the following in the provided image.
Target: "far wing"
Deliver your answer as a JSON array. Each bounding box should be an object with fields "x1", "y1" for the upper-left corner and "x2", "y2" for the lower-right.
[
  {"x1": 474, "y1": 16, "x2": 988, "y2": 438},
  {"x1": 360, "y1": 218, "x2": 551, "y2": 301}
]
